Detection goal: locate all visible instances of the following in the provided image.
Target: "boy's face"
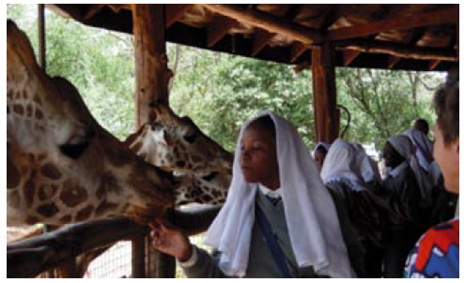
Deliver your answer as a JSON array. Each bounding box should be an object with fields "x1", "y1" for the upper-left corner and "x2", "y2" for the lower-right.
[
  {"x1": 433, "y1": 124, "x2": 459, "y2": 194},
  {"x1": 239, "y1": 127, "x2": 280, "y2": 189}
]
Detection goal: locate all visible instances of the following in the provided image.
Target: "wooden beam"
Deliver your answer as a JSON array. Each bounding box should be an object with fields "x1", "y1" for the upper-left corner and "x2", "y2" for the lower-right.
[
  {"x1": 336, "y1": 39, "x2": 458, "y2": 62},
  {"x1": 83, "y1": 4, "x2": 106, "y2": 20},
  {"x1": 207, "y1": 16, "x2": 238, "y2": 48},
  {"x1": 202, "y1": 4, "x2": 322, "y2": 45},
  {"x1": 251, "y1": 29, "x2": 275, "y2": 56},
  {"x1": 290, "y1": 41, "x2": 308, "y2": 63},
  {"x1": 38, "y1": 4, "x2": 46, "y2": 71},
  {"x1": 387, "y1": 56, "x2": 402, "y2": 69},
  {"x1": 132, "y1": 4, "x2": 172, "y2": 127},
  {"x1": 327, "y1": 6, "x2": 458, "y2": 41},
  {"x1": 166, "y1": 4, "x2": 193, "y2": 28},
  {"x1": 342, "y1": 49, "x2": 361, "y2": 66},
  {"x1": 312, "y1": 42, "x2": 339, "y2": 143},
  {"x1": 429, "y1": 60, "x2": 442, "y2": 71}
]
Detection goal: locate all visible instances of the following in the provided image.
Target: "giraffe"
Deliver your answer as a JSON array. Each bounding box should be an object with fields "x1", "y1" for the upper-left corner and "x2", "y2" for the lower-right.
[
  {"x1": 7, "y1": 20, "x2": 176, "y2": 226},
  {"x1": 125, "y1": 103, "x2": 233, "y2": 206}
]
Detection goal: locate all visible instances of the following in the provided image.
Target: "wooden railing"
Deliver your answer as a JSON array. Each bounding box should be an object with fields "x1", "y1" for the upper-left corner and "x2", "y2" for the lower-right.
[{"x1": 7, "y1": 205, "x2": 222, "y2": 278}]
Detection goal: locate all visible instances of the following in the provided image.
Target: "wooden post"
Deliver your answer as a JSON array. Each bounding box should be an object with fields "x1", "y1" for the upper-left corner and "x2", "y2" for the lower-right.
[
  {"x1": 38, "y1": 4, "x2": 46, "y2": 70},
  {"x1": 132, "y1": 4, "x2": 172, "y2": 127},
  {"x1": 312, "y1": 41, "x2": 339, "y2": 143},
  {"x1": 132, "y1": 5, "x2": 176, "y2": 278}
]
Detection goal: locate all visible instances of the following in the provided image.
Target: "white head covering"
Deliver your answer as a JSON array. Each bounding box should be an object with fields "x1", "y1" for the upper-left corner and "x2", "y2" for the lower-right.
[
  {"x1": 351, "y1": 143, "x2": 382, "y2": 185},
  {"x1": 402, "y1": 129, "x2": 434, "y2": 171},
  {"x1": 387, "y1": 134, "x2": 433, "y2": 200},
  {"x1": 320, "y1": 139, "x2": 365, "y2": 192},
  {"x1": 205, "y1": 111, "x2": 354, "y2": 278}
]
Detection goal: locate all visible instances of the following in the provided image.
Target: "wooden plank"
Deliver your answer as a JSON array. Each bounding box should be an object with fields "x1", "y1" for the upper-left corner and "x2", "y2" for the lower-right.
[
  {"x1": 207, "y1": 16, "x2": 238, "y2": 48},
  {"x1": 342, "y1": 49, "x2": 361, "y2": 66},
  {"x1": 202, "y1": 4, "x2": 322, "y2": 45},
  {"x1": 387, "y1": 56, "x2": 402, "y2": 69},
  {"x1": 429, "y1": 60, "x2": 442, "y2": 70},
  {"x1": 336, "y1": 39, "x2": 458, "y2": 61},
  {"x1": 251, "y1": 29, "x2": 274, "y2": 56},
  {"x1": 312, "y1": 42, "x2": 339, "y2": 143},
  {"x1": 166, "y1": 4, "x2": 193, "y2": 28},
  {"x1": 290, "y1": 42, "x2": 308, "y2": 63},
  {"x1": 83, "y1": 4, "x2": 106, "y2": 20},
  {"x1": 132, "y1": 4, "x2": 172, "y2": 127},
  {"x1": 38, "y1": 4, "x2": 46, "y2": 71},
  {"x1": 327, "y1": 6, "x2": 458, "y2": 41}
]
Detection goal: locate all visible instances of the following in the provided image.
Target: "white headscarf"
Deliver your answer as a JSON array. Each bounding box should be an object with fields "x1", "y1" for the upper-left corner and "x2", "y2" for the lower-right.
[
  {"x1": 402, "y1": 129, "x2": 434, "y2": 171},
  {"x1": 352, "y1": 143, "x2": 382, "y2": 185},
  {"x1": 320, "y1": 139, "x2": 365, "y2": 192},
  {"x1": 387, "y1": 134, "x2": 433, "y2": 200},
  {"x1": 205, "y1": 111, "x2": 354, "y2": 278}
]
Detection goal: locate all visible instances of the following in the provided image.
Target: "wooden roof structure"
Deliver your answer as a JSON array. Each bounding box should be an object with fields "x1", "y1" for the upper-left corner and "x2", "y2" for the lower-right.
[
  {"x1": 49, "y1": 4, "x2": 458, "y2": 71},
  {"x1": 43, "y1": 4, "x2": 459, "y2": 143}
]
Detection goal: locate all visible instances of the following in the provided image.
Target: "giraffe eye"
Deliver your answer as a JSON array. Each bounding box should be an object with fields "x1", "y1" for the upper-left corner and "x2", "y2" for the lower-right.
[{"x1": 184, "y1": 133, "x2": 196, "y2": 144}]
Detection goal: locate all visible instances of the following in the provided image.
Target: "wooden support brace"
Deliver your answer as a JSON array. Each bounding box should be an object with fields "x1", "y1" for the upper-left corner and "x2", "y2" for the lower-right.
[{"x1": 207, "y1": 15, "x2": 238, "y2": 48}]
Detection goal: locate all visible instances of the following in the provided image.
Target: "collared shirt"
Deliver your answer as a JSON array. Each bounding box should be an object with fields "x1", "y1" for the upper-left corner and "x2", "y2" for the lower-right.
[{"x1": 258, "y1": 183, "x2": 281, "y2": 200}]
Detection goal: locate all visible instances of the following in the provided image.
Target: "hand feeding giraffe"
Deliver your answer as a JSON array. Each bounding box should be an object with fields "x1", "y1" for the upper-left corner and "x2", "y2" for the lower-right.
[
  {"x1": 7, "y1": 20, "x2": 176, "y2": 226},
  {"x1": 125, "y1": 103, "x2": 233, "y2": 206}
]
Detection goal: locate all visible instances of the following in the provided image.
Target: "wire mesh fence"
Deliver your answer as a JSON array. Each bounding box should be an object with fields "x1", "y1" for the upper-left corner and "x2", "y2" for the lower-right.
[{"x1": 84, "y1": 241, "x2": 132, "y2": 278}]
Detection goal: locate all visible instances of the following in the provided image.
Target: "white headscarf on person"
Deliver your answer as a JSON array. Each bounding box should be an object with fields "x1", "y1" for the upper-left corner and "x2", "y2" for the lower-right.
[
  {"x1": 352, "y1": 142, "x2": 382, "y2": 185},
  {"x1": 205, "y1": 111, "x2": 354, "y2": 278},
  {"x1": 402, "y1": 129, "x2": 434, "y2": 171},
  {"x1": 387, "y1": 134, "x2": 433, "y2": 200},
  {"x1": 320, "y1": 139, "x2": 366, "y2": 192}
]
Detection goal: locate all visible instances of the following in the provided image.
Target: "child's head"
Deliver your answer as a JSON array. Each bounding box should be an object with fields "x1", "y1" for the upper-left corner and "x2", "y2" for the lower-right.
[
  {"x1": 239, "y1": 115, "x2": 280, "y2": 189},
  {"x1": 433, "y1": 81, "x2": 459, "y2": 193}
]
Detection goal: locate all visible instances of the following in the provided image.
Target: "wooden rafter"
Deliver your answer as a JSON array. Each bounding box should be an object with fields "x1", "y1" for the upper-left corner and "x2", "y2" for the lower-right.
[
  {"x1": 202, "y1": 4, "x2": 322, "y2": 45},
  {"x1": 387, "y1": 56, "x2": 402, "y2": 69},
  {"x1": 342, "y1": 49, "x2": 361, "y2": 66},
  {"x1": 166, "y1": 4, "x2": 193, "y2": 28},
  {"x1": 251, "y1": 29, "x2": 275, "y2": 56},
  {"x1": 83, "y1": 4, "x2": 106, "y2": 21},
  {"x1": 207, "y1": 15, "x2": 238, "y2": 48},
  {"x1": 327, "y1": 6, "x2": 458, "y2": 42},
  {"x1": 290, "y1": 42, "x2": 308, "y2": 63},
  {"x1": 336, "y1": 39, "x2": 457, "y2": 62}
]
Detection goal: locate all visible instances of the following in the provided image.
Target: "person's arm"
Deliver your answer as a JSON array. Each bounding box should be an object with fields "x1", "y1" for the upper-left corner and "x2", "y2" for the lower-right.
[{"x1": 149, "y1": 219, "x2": 228, "y2": 278}]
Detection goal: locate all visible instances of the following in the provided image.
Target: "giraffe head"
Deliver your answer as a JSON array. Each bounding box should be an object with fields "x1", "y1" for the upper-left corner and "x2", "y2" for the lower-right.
[
  {"x1": 126, "y1": 102, "x2": 233, "y2": 175},
  {"x1": 7, "y1": 20, "x2": 175, "y2": 226},
  {"x1": 125, "y1": 103, "x2": 233, "y2": 206}
]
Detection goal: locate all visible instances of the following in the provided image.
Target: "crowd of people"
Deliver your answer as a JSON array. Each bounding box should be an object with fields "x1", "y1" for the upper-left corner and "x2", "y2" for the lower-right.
[{"x1": 149, "y1": 74, "x2": 459, "y2": 278}]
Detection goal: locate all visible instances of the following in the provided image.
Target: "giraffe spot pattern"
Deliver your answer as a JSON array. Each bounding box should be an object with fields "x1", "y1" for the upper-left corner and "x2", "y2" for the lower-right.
[
  {"x1": 26, "y1": 215, "x2": 40, "y2": 225},
  {"x1": 36, "y1": 203, "x2": 60, "y2": 217},
  {"x1": 38, "y1": 184, "x2": 58, "y2": 201},
  {"x1": 13, "y1": 104, "x2": 24, "y2": 115},
  {"x1": 95, "y1": 201, "x2": 119, "y2": 217},
  {"x1": 24, "y1": 172, "x2": 37, "y2": 207},
  {"x1": 59, "y1": 215, "x2": 72, "y2": 223},
  {"x1": 7, "y1": 158, "x2": 20, "y2": 189},
  {"x1": 76, "y1": 204, "x2": 94, "y2": 222},
  {"x1": 60, "y1": 180, "x2": 89, "y2": 207},
  {"x1": 40, "y1": 163, "x2": 62, "y2": 180},
  {"x1": 35, "y1": 108, "x2": 44, "y2": 120}
]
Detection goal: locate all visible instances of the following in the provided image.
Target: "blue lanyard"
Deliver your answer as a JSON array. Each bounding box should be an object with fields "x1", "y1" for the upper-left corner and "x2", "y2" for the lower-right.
[{"x1": 255, "y1": 204, "x2": 294, "y2": 278}]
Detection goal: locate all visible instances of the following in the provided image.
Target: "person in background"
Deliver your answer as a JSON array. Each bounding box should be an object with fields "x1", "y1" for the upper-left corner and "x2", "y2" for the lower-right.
[
  {"x1": 404, "y1": 77, "x2": 459, "y2": 278},
  {"x1": 321, "y1": 139, "x2": 385, "y2": 278},
  {"x1": 412, "y1": 118, "x2": 430, "y2": 137},
  {"x1": 381, "y1": 134, "x2": 432, "y2": 277},
  {"x1": 313, "y1": 142, "x2": 330, "y2": 172},
  {"x1": 150, "y1": 111, "x2": 354, "y2": 278}
]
